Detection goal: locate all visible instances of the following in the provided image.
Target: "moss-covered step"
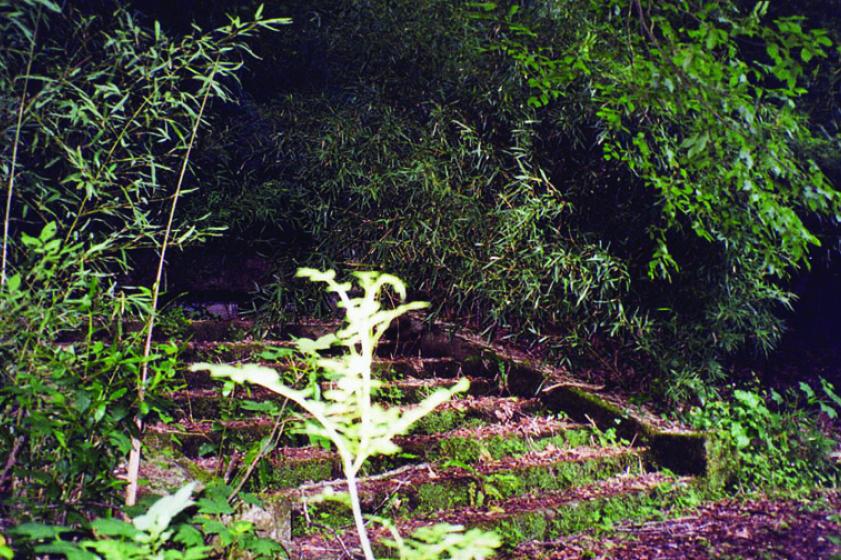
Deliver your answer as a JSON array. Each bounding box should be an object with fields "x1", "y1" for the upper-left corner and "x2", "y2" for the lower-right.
[
  {"x1": 394, "y1": 415, "x2": 590, "y2": 463},
  {"x1": 158, "y1": 392, "x2": 545, "y2": 447},
  {"x1": 144, "y1": 410, "x2": 576, "y2": 458},
  {"x1": 382, "y1": 318, "x2": 710, "y2": 476},
  {"x1": 292, "y1": 472, "x2": 696, "y2": 558},
  {"x1": 168, "y1": 375, "x2": 497, "y2": 418},
  {"x1": 167, "y1": 317, "x2": 342, "y2": 343},
  {"x1": 182, "y1": 356, "x2": 464, "y2": 387},
  {"x1": 284, "y1": 446, "x2": 646, "y2": 534},
  {"x1": 167, "y1": 319, "x2": 256, "y2": 342},
  {"x1": 506, "y1": 495, "x2": 841, "y2": 560},
  {"x1": 134, "y1": 445, "x2": 217, "y2": 498},
  {"x1": 145, "y1": 418, "x2": 285, "y2": 457},
  {"x1": 401, "y1": 395, "x2": 544, "y2": 436},
  {"x1": 393, "y1": 319, "x2": 600, "y2": 393},
  {"x1": 168, "y1": 446, "x2": 342, "y2": 491},
  {"x1": 374, "y1": 375, "x2": 497, "y2": 402},
  {"x1": 539, "y1": 384, "x2": 708, "y2": 475},
  {"x1": 149, "y1": 415, "x2": 591, "y2": 494},
  {"x1": 105, "y1": 318, "x2": 249, "y2": 342},
  {"x1": 181, "y1": 340, "x2": 297, "y2": 362},
  {"x1": 101, "y1": 318, "x2": 254, "y2": 343}
]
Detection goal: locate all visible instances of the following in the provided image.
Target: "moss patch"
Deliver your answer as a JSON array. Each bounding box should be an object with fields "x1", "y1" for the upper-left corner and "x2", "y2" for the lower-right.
[
  {"x1": 469, "y1": 479, "x2": 701, "y2": 548},
  {"x1": 428, "y1": 429, "x2": 592, "y2": 464},
  {"x1": 256, "y1": 455, "x2": 338, "y2": 490},
  {"x1": 410, "y1": 408, "x2": 473, "y2": 435}
]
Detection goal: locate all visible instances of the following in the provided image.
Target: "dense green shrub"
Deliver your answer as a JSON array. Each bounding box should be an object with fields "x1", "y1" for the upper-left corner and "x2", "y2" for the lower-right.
[
  {"x1": 186, "y1": 0, "x2": 840, "y2": 399},
  {"x1": 0, "y1": 0, "x2": 281, "y2": 521}
]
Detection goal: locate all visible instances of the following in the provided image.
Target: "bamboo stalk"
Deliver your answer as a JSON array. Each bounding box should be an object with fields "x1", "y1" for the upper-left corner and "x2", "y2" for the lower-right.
[
  {"x1": 125, "y1": 62, "x2": 219, "y2": 507},
  {"x1": 1, "y1": 9, "x2": 40, "y2": 287}
]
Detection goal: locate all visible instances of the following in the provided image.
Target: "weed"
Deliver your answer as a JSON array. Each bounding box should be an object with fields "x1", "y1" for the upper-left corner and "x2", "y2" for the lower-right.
[{"x1": 196, "y1": 269, "x2": 500, "y2": 559}]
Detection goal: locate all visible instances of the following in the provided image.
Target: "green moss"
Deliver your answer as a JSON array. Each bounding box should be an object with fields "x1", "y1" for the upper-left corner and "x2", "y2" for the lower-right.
[
  {"x1": 531, "y1": 430, "x2": 594, "y2": 450},
  {"x1": 700, "y1": 430, "x2": 740, "y2": 491},
  {"x1": 429, "y1": 428, "x2": 597, "y2": 465},
  {"x1": 252, "y1": 456, "x2": 336, "y2": 491},
  {"x1": 495, "y1": 513, "x2": 548, "y2": 544},
  {"x1": 372, "y1": 383, "x2": 406, "y2": 403},
  {"x1": 411, "y1": 409, "x2": 469, "y2": 435},
  {"x1": 290, "y1": 454, "x2": 649, "y2": 538},
  {"x1": 139, "y1": 446, "x2": 216, "y2": 496},
  {"x1": 474, "y1": 478, "x2": 703, "y2": 548},
  {"x1": 410, "y1": 454, "x2": 642, "y2": 513},
  {"x1": 520, "y1": 455, "x2": 642, "y2": 496},
  {"x1": 415, "y1": 481, "x2": 476, "y2": 511},
  {"x1": 454, "y1": 434, "x2": 533, "y2": 462}
]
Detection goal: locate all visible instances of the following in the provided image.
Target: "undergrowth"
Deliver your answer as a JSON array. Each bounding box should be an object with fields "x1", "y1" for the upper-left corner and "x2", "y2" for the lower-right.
[{"x1": 690, "y1": 380, "x2": 840, "y2": 492}]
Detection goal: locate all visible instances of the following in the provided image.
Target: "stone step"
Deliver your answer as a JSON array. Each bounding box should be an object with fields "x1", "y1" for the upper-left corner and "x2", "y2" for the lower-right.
[
  {"x1": 166, "y1": 376, "x2": 498, "y2": 418},
  {"x1": 282, "y1": 446, "x2": 647, "y2": 534},
  {"x1": 292, "y1": 472, "x2": 694, "y2": 558},
  {"x1": 181, "y1": 358, "x2": 476, "y2": 389},
  {"x1": 152, "y1": 392, "x2": 547, "y2": 452},
  {"x1": 393, "y1": 414, "x2": 586, "y2": 465},
  {"x1": 173, "y1": 318, "x2": 341, "y2": 342},
  {"x1": 539, "y1": 384, "x2": 707, "y2": 475},
  {"x1": 181, "y1": 340, "x2": 297, "y2": 362},
  {"x1": 146, "y1": 416, "x2": 588, "y2": 492}
]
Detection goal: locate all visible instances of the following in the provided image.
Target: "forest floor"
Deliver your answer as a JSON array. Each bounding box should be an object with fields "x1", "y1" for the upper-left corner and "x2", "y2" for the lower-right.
[{"x1": 511, "y1": 495, "x2": 841, "y2": 559}]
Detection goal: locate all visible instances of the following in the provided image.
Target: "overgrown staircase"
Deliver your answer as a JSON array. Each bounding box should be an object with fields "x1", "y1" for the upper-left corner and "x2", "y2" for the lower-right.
[{"x1": 140, "y1": 313, "x2": 711, "y2": 559}]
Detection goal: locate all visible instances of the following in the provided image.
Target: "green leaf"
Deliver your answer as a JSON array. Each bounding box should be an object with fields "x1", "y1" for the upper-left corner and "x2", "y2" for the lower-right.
[
  {"x1": 820, "y1": 379, "x2": 841, "y2": 409},
  {"x1": 11, "y1": 523, "x2": 71, "y2": 540},
  {"x1": 819, "y1": 403, "x2": 837, "y2": 420},
  {"x1": 173, "y1": 524, "x2": 204, "y2": 548},
  {"x1": 467, "y1": 2, "x2": 497, "y2": 11},
  {"x1": 240, "y1": 400, "x2": 280, "y2": 414},
  {"x1": 83, "y1": 539, "x2": 147, "y2": 558},
  {"x1": 730, "y1": 423, "x2": 751, "y2": 449},
  {"x1": 35, "y1": 542, "x2": 96, "y2": 560},
  {"x1": 6, "y1": 274, "x2": 20, "y2": 293},
  {"x1": 133, "y1": 482, "x2": 197, "y2": 538},
  {"x1": 196, "y1": 493, "x2": 234, "y2": 515},
  {"x1": 39, "y1": 222, "x2": 57, "y2": 242},
  {"x1": 91, "y1": 517, "x2": 140, "y2": 539},
  {"x1": 799, "y1": 382, "x2": 815, "y2": 400},
  {"x1": 31, "y1": 0, "x2": 62, "y2": 13}
]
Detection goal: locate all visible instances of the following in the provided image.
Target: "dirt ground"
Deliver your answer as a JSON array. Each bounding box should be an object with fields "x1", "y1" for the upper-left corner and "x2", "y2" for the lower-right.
[{"x1": 510, "y1": 495, "x2": 841, "y2": 560}]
